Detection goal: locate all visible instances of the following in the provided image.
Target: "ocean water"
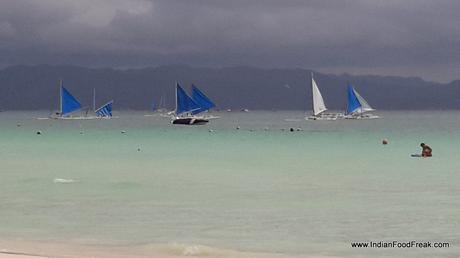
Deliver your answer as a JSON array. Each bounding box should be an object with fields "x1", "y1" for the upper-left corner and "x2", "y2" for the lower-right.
[{"x1": 0, "y1": 111, "x2": 459, "y2": 257}]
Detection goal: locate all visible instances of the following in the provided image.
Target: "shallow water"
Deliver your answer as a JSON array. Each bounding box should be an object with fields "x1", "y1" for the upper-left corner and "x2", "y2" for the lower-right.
[{"x1": 0, "y1": 111, "x2": 459, "y2": 257}]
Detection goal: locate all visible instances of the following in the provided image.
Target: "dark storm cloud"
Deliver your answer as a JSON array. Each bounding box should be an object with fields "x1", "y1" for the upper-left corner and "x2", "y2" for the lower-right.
[{"x1": 0, "y1": 0, "x2": 459, "y2": 81}]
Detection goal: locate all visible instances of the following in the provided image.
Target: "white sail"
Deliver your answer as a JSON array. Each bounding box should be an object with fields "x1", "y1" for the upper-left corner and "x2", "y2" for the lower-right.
[
  {"x1": 311, "y1": 76, "x2": 327, "y2": 116},
  {"x1": 353, "y1": 88, "x2": 375, "y2": 113}
]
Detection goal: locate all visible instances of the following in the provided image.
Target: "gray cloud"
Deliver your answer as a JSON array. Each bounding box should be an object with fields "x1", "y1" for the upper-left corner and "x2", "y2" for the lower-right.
[{"x1": 0, "y1": 0, "x2": 459, "y2": 82}]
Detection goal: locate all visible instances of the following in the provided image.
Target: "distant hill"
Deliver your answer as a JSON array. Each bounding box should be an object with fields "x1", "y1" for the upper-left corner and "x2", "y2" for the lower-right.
[{"x1": 0, "y1": 64, "x2": 459, "y2": 110}]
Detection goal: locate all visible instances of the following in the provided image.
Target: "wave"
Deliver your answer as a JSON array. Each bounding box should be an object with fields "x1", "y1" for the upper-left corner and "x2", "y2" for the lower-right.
[
  {"x1": 0, "y1": 240, "x2": 341, "y2": 258},
  {"x1": 53, "y1": 178, "x2": 77, "y2": 184}
]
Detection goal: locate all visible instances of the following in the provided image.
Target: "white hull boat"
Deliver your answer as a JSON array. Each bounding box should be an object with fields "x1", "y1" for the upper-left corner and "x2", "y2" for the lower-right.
[
  {"x1": 306, "y1": 73, "x2": 344, "y2": 121},
  {"x1": 346, "y1": 84, "x2": 379, "y2": 120}
]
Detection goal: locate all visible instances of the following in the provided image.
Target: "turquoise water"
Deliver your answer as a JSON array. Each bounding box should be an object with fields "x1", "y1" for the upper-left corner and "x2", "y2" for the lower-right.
[{"x1": 0, "y1": 111, "x2": 459, "y2": 257}]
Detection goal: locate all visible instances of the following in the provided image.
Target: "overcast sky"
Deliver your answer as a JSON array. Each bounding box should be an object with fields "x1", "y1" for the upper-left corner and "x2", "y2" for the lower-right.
[{"x1": 0, "y1": 0, "x2": 459, "y2": 82}]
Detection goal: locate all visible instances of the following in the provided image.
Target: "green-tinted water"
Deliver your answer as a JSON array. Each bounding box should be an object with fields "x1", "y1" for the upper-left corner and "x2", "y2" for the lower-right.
[{"x1": 0, "y1": 111, "x2": 459, "y2": 257}]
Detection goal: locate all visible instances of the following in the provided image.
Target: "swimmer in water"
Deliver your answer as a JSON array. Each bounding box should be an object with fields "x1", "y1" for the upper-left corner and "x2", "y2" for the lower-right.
[{"x1": 420, "y1": 143, "x2": 432, "y2": 157}]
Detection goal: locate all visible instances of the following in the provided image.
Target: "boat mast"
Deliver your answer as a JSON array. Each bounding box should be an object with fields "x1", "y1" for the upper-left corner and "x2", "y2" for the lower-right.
[
  {"x1": 159, "y1": 94, "x2": 164, "y2": 109},
  {"x1": 346, "y1": 81, "x2": 350, "y2": 115},
  {"x1": 93, "y1": 88, "x2": 96, "y2": 111},
  {"x1": 59, "y1": 79, "x2": 63, "y2": 114},
  {"x1": 311, "y1": 72, "x2": 314, "y2": 115},
  {"x1": 175, "y1": 81, "x2": 178, "y2": 115}
]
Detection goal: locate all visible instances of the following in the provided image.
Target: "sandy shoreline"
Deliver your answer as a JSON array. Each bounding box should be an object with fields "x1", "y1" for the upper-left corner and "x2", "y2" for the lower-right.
[{"x1": 0, "y1": 240, "x2": 338, "y2": 258}]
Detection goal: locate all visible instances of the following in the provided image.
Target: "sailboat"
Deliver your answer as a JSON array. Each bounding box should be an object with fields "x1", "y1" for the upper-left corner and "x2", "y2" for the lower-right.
[
  {"x1": 345, "y1": 84, "x2": 379, "y2": 119},
  {"x1": 94, "y1": 99, "x2": 114, "y2": 118},
  {"x1": 144, "y1": 93, "x2": 173, "y2": 117},
  {"x1": 51, "y1": 81, "x2": 97, "y2": 120},
  {"x1": 190, "y1": 84, "x2": 220, "y2": 119},
  {"x1": 172, "y1": 83, "x2": 209, "y2": 125},
  {"x1": 144, "y1": 99, "x2": 157, "y2": 117},
  {"x1": 151, "y1": 99, "x2": 157, "y2": 112},
  {"x1": 93, "y1": 88, "x2": 114, "y2": 118},
  {"x1": 157, "y1": 94, "x2": 168, "y2": 113},
  {"x1": 306, "y1": 73, "x2": 344, "y2": 120},
  {"x1": 158, "y1": 94, "x2": 176, "y2": 117}
]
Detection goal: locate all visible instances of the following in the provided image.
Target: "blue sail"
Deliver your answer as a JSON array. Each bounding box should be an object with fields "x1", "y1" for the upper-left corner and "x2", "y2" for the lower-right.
[
  {"x1": 95, "y1": 100, "x2": 113, "y2": 117},
  {"x1": 176, "y1": 83, "x2": 200, "y2": 115},
  {"x1": 191, "y1": 84, "x2": 215, "y2": 115},
  {"x1": 347, "y1": 84, "x2": 361, "y2": 114},
  {"x1": 61, "y1": 86, "x2": 82, "y2": 115}
]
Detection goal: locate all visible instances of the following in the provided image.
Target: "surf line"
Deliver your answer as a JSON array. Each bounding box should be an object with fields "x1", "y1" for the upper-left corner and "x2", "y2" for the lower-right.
[{"x1": 0, "y1": 250, "x2": 46, "y2": 257}]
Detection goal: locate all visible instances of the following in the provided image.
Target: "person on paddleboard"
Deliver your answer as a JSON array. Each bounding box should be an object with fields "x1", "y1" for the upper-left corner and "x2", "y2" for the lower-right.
[{"x1": 420, "y1": 143, "x2": 432, "y2": 157}]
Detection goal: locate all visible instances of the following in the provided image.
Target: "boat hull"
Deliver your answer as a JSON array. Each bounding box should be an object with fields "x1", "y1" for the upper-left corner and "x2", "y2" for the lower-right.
[
  {"x1": 172, "y1": 117, "x2": 209, "y2": 125},
  {"x1": 306, "y1": 113, "x2": 345, "y2": 121},
  {"x1": 51, "y1": 116, "x2": 100, "y2": 120},
  {"x1": 345, "y1": 113, "x2": 379, "y2": 120},
  {"x1": 49, "y1": 114, "x2": 114, "y2": 120}
]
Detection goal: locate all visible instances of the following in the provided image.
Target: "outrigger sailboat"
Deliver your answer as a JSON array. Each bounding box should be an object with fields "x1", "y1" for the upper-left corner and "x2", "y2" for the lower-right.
[
  {"x1": 50, "y1": 81, "x2": 96, "y2": 120},
  {"x1": 145, "y1": 94, "x2": 167, "y2": 117},
  {"x1": 172, "y1": 83, "x2": 218, "y2": 125},
  {"x1": 345, "y1": 84, "x2": 379, "y2": 119},
  {"x1": 172, "y1": 83, "x2": 209, "y2": 125},
  {"x1": 306, "y1": 73, "x2": 344, "y2": 120},
  {"x1": 95, "y1": 100, "x2": 113, "y2": 118},
  {"x1": 50, "y1": 81, "x2": 114, "y2": 119},
  {"x1": 93, "y1": 88, "x2": 114, "y2": 118},
  {"x1": 157, "y1": 94, "x2": 168, "y2": 113}
]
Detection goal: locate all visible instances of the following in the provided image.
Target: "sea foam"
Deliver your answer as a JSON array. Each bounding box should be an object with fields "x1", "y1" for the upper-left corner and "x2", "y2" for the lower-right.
[{"x1": 53, "y1": 178, "x2": 77, "y2": 184}]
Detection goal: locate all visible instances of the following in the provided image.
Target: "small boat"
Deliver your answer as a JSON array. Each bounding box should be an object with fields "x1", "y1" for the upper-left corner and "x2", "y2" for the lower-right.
[
  {"x1": 146, "y1": 94, "x2": 172, "y2": 118},
  {"x1": 50, "y1": 81, "x2": 98, "y2": 120},
  {"x1": 157, "y1": 94, "x2": 171, "y2": 115},
  {"x1": 157, "y1": 94, "x2": 168, "y2": 113},
  {"x1": 306, "y1": 73, "x2": 344, "y2": 120},
  {"x1": 93, "y1": 88, "x2": 114, "y2": 118},
  {"x1": 95, "y1": 100, "x2": 114, "y2": 118},
  {"x1": 345, "y1": 84, "x2": 379, "y2": 119},
  {"x1": 172, "y1": 83, "x2": 209, "y2": 125},
  {"x1": 144, "y1": 100, "x2": 157, "y2": 117}
]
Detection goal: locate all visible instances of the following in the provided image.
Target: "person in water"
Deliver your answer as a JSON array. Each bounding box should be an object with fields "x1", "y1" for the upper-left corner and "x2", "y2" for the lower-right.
[{"x1": 420, "y1": 143, "x2": 432, "y2": 157}]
